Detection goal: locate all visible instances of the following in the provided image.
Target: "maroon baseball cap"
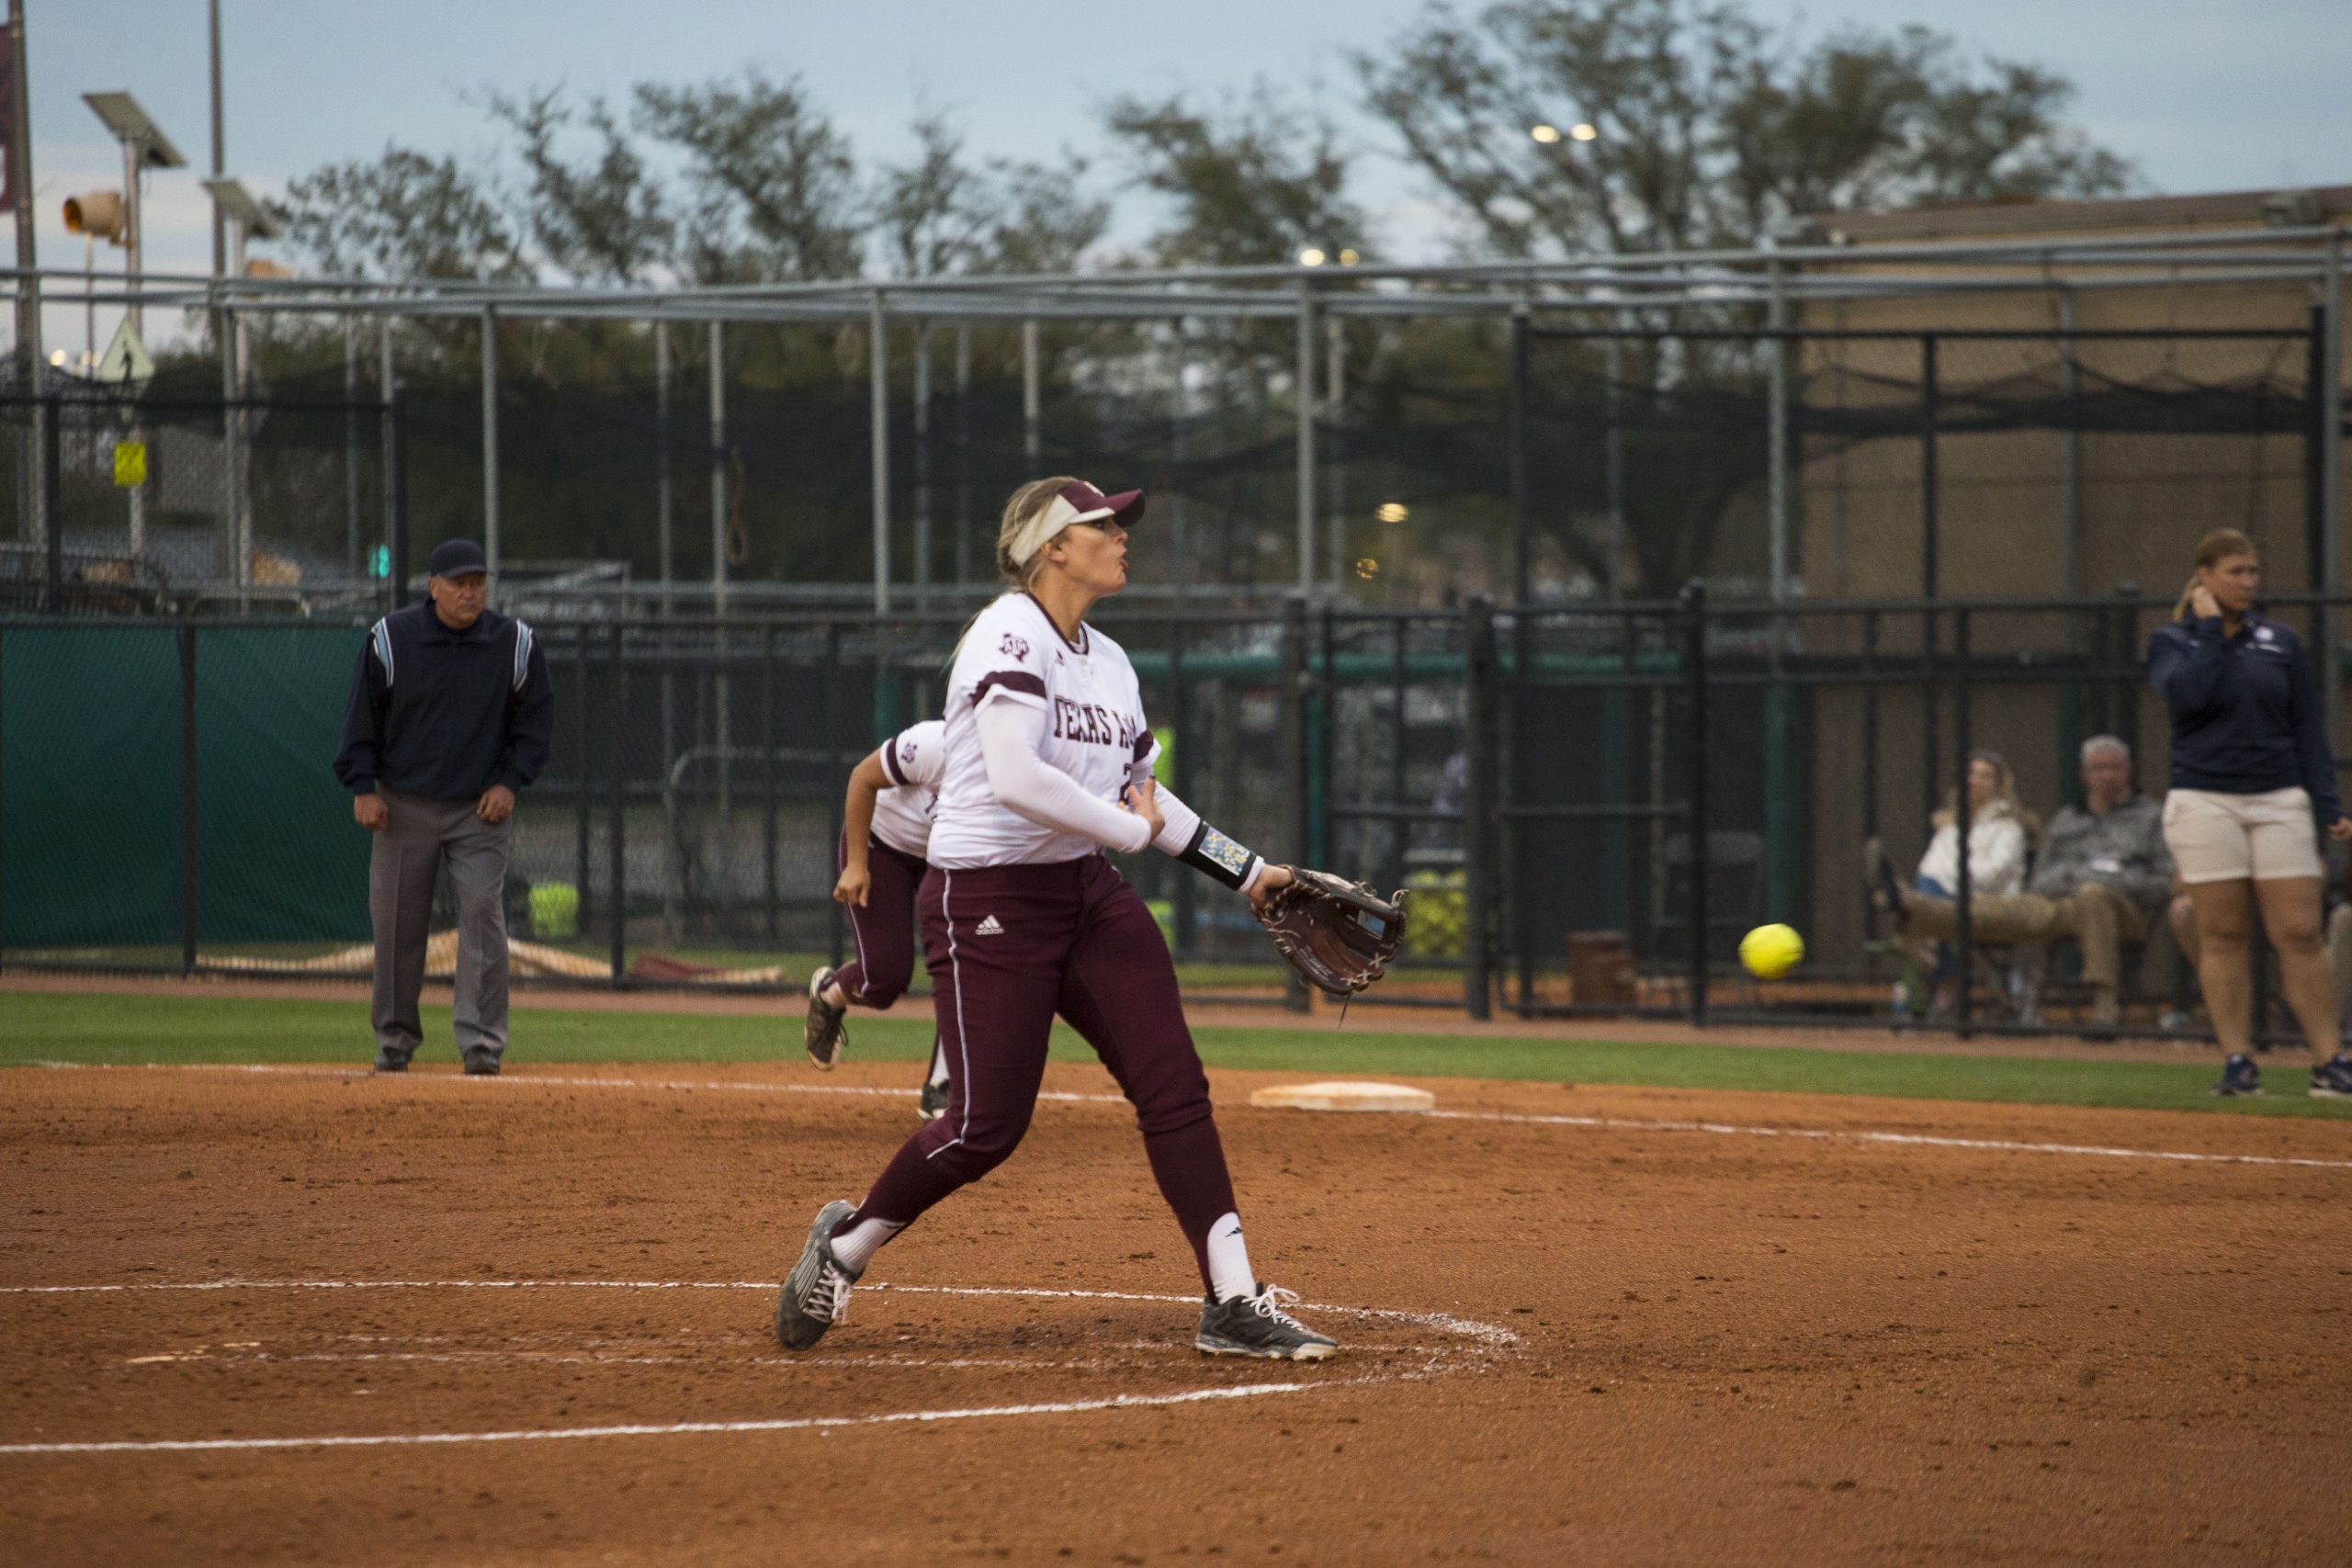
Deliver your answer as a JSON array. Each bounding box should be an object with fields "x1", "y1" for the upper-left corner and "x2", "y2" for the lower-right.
[{"x1": 1058, "y1": 479, "x2": 1146, "y2": 527}]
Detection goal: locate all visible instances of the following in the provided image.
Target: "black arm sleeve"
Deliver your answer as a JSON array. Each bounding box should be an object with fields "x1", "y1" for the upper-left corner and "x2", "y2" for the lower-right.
[
  {"x1": 497, "y1": 636, "x2": 556, "y2": 791},
  {"x1": 333, "y1": 637, "x2": 389, "y2": 793}
]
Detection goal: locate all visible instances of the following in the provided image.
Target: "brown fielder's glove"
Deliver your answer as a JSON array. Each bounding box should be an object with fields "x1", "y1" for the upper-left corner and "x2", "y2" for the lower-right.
[{"x1": 1254, "y1": 867, "x2": 1408, "y2": 998}]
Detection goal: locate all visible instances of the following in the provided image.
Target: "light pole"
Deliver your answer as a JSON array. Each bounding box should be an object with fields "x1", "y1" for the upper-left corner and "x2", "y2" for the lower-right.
[
  {"x1": 203, "y1": 177, "x2": 278, "y2": 603},
  {"x1": 81, "y1": 92, "x2": 186, "y2": 562}
]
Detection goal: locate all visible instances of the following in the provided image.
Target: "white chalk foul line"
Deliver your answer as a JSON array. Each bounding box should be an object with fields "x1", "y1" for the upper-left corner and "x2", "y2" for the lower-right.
[
  {"x1": 0, "y1": 1277, "x2": 1502, "y2": 1459},
  {"x1": 0, "y1": 1277, "x2": 1517, "y2": 1349},
  {"x1": 60, "y1": 1062, "x2": 2352, "y2": 1171},
  {"x1": 1421, "y1": 1109, "x2": 2352, "y2": 1170},
  {"x1": 0, "y1": 1381, "x2": 1328, "y2": 1457}
]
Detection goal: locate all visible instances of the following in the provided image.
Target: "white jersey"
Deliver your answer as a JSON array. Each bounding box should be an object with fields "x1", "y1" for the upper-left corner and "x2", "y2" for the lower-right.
[
  {"x1": 870, "y1": 720, "x2": 946, "y2": 860},
  {"x1": 928, "y1": 592, "x2": 1150, "y2": 870}
]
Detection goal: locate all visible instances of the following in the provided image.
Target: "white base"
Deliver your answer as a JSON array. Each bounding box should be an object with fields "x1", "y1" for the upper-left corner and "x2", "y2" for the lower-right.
[{"x1": 1247, "y1": 1080, "x2": 1436, "y2": 1113}]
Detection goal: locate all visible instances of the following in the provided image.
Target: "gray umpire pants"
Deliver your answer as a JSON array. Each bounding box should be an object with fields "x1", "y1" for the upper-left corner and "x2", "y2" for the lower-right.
[{"x1": 370, "y1": 787, "x2": 512, "y2": 1063}]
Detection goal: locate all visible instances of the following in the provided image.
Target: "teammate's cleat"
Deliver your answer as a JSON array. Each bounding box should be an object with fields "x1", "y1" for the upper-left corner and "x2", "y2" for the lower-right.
[
  {"x1": 775, "y1": 1200, "x2": 861, "y2": 1351},
  {"x1": 2310, "y1": 1053, "x2": 2352, "y2": 1099},
  {"x1": 462, "y1": 1048, "x2": 502, "y2": 1077},
  {"x1": 804, "y1": 966, "x2": 847, "y2": 1070},
  {"x1": 1194, "y1": 1283, "x2": 1338, "y2": 1361},
  {"x1": 2212, "y1": 1053, "x2": 2263, "y2": 1097},
  {"x1": 373, "y1": 1046, "x2": 410, "y2": 1073},
  {"x1": 919, "y1": 1077, "x2": 951, "y2": 1123}
]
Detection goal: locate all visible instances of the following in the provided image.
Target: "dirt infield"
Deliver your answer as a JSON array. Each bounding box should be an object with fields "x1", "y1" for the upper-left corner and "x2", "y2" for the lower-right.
[{"x1": 6, "y1": 1060, "x2": 2351, "y2": 1565}]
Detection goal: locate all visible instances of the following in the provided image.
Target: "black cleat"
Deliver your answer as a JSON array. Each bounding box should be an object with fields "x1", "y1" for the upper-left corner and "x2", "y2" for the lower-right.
[
  {"x1": 373, "y1": 1046, "x2": 411, "y2": 1074},
  {"x1": 775, "y1": 1201, "x2": 861, "y2": 1352},
  {"x1": 919, "y1": 1077, "x2": 951, "y2": 1123},
  {"x1": 462, "y1": 1048, "x2": 502, "y2": 1077},
  {"x1": 2212, "y1": 1053, "x2": 2263, "y2": 1097},
  {"x1": 804, "y1": 967, "x2": 847, "y2": 1070},
  {"x1": 2311, "y1": 1054, "x2": 2352, "y2": 1100},
  {"x1": 1194, "y1": 1283, "x2": 1338, "y2": 1361}
]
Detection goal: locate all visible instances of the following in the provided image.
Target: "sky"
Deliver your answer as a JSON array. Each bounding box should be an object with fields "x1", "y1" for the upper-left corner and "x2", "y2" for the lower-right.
[{"x1": 19, "y1": 0, "x2": 2352, "y2": 360}]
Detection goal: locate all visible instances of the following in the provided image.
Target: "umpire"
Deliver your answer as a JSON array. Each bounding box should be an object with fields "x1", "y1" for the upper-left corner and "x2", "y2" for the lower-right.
[{"x1": 334, "y1": 538, "x2": 554, "y2": 1075}]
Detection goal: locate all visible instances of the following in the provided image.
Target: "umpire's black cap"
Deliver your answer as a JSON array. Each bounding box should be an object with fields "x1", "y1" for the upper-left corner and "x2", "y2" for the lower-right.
[{"x1": 427, "y1": 538, "x2": 489, "y2": 578}]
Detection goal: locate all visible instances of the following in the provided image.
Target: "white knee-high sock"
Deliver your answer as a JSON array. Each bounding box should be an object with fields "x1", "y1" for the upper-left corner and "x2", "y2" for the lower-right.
[
  {"x1": 1204, "y1": 1211, "x2": 1256, "y2": 1303},
  {"x1": 829, "y1": 1215, "x2": 902, "y2": 1275}
]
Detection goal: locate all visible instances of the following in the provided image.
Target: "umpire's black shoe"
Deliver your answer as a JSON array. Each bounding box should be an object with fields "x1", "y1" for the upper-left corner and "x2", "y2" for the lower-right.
[
  {"x1": 1195, "y1": 1284, "x2": 1338, "y2": 1360},
  {"x1": 462, "y1": 1048, "x2": 502, "y2": 1077},
  {"x1": 919, "y1": 1077, "x2": 951, "y2": 1123},
  {"x1": 805, "y1": 967, "x2": 847, "y2": 1070},
  {"x1": 373, "y1": 1046, "x2": 411, "y2": 1074},
  {"x1": 775, "y1": 1201, "x2": 862, "y2": 1352},
  {"x1": 2212, "y1": 1053, "x2": 2263, "y2": 1097}
]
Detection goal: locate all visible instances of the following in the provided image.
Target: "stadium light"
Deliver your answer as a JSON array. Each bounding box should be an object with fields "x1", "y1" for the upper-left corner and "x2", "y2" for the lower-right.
[
  {"x1": 1339, "y1": 248, "x2": 1361, "y2": 265},
  {"x1": 1530, "y1": 124, "x2": 1562, "y2": 143},
  {"x1": 1297, "y1": 247, "x2": 1327, "y2": 266},
  {"x1": 62, "y1": 190, "x2": 127, "y2": 243},
  {"x1": 1354, "y1": 557, "x2": 1380, "y2": 580},
  {"x1": 1569, "y1": 122, "x2": 1599, "y2": 141},
  {"x1": 1376, "y1": 502, "x2": 1408, "y2": 524}
]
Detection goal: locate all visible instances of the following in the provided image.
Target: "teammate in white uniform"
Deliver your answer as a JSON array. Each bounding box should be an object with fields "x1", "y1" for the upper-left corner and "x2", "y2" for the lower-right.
[
  {"x1": 777, "y1": 477, "x2": 1338, "y2": 1360},
  {"x1": 804, "y1": 721, "x2": 957, "y2": 1121}
]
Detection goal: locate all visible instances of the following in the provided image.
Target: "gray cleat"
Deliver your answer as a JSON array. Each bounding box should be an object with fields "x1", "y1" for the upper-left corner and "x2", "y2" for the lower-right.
[
  {"x1": 775, "y1": 1200, "x2": 861, "y2": 1352},
  {"x1": 1194, "y1": 1283, "x2": 1338, "y2": 1360},
  {"x1": 461, "y1": 1047, "x2": 502, "y2": 1077},
  {"x1": 373, "y1": 1046, "x2": 411, "y2": 1073},
  {"x1": 919, "y1": 1077, "x2": 951, "y2": 1123},
  {"x1": 804, "y1": 967, "x2": 847, "y2": 1070}
]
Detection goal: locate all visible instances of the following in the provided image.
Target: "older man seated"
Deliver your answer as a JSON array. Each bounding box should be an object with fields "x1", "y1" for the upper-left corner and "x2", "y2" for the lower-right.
[{"x1": 1869, "y1": 736, "x2": 2173, "y2": 1025}]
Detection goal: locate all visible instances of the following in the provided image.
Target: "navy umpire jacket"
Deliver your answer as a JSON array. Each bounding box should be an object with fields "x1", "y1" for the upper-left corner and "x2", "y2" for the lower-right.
[{"x1": 334, "y1": 602, "x2": 555, "y2": 801}]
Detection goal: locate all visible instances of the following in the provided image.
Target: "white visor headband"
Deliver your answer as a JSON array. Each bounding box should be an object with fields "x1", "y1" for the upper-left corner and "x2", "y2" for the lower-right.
[{"x1": 1007, "y1": 483, "x2": 1139, "y2": 567}]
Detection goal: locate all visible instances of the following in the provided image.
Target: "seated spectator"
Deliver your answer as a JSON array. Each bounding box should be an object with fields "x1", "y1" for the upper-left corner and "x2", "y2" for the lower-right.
[
  {"x1": 1870, "y1": 739, "x2": 2166, "y2": 1025},
  {"x1": 1866, "y1": 750, "x2": 2035, "y2": 1014}
]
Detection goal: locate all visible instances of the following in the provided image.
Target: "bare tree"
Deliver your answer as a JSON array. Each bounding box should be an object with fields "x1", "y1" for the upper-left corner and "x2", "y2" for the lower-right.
[
  {"x1": 280, "y1": 147, "x2": 531, "y2": 282},
  {"x1": 484, "y1": 87, "x2": 672, "y2": 285},
  {"x1": 1105, "y1": 87, "x2": 1367, "y2": 266},
  {"x1": 1357, "y1": 0, "x2": 2132, "y2": 257},
  {"x1": 633, "y1": 70, "x2": 865, "y2": 283}
]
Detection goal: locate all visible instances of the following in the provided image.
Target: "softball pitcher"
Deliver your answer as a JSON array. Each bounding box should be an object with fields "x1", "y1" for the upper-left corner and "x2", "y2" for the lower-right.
[{"x1": 776, "y1": 477, "x2": 1337, "y2": 1360}]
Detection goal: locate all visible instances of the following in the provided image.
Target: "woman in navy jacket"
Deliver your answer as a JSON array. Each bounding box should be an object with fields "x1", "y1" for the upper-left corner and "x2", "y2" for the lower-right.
[{"x1": 2150, "y1": 528, "x2": 2352, "y2": 1097}]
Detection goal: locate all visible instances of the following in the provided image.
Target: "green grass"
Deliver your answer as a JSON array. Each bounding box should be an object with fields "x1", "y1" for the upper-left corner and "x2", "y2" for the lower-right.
[{"x1": 6, "y1": 991, "x2": 2352, "y2": 1121}]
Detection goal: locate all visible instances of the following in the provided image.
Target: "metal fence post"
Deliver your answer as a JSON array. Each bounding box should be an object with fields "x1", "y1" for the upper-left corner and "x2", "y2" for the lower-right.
[
  {"x1": 1463, "y1": 593, "x2": 1495, "y2": 1021},
  {"x1": 825, "y1": 622, "x2": 844, "y2": 970},
  {"x1": 1282, "y1": 594, "x2": 1312, "y2": 1012},
  {"x1": 763, "y1": 622, "x2": 779, "y2": 949},
  {"x1": 179, "y1": 620, "x2": 199, "y2": 976},
  {"x1": 572, "y1": 628, "x2": 591, "y2": 919},
  {"x1": 0, "y1": 626, "x2": 6, "y2": 967},
  {"x1": 387, "y1": 389, "x2": 409, "y2": 610},
  {"x1": 1680, "y1": 580, "x2": 1708, "y2": 1027},
  {"x1": 607, "y1": 622, "x2": 628, "y2": 987},
  {"x1": 42, "y1": 393, "x2": 62, "y2": 611},
  {"x1": 1953, "y1": 607, "x2": 1973, "y2": 1038},
  {"x1": 1169, "y1": 620, "x2": 1196, "y2": 959},
  {"x1": 1509, "y1": 307, "x2": 1529, "y2": 605}
]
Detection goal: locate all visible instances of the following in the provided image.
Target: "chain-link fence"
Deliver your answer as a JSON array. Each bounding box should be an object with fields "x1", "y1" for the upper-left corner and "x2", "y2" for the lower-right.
[
  {"x1": 0, "y1": 381, "x2": 392, "y2": 615},
  {"x1": 9, "y1": 591, "x2": 2352, "y2": 1045},
  {"x1": 6, "y1": 315, "x2": 2331, "y2": 616}
]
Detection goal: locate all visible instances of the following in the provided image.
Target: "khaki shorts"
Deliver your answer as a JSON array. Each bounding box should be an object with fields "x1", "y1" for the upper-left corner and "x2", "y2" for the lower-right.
[{"x1": 2162, "y1": 786, "x2": 2322, "y2": 884}]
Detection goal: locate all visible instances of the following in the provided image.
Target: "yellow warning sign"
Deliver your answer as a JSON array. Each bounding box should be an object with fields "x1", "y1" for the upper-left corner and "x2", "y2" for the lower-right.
[{"x1": 113, "y1": 441, "x2": 147, "y2": 487}]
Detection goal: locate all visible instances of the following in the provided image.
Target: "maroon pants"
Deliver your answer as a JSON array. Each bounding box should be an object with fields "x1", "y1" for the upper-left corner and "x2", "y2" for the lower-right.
[
  {"x1": 846, "y1": 853, "x2": 1238, "y2": 1292},
  {"x1": 834, "y1": 833, "x2": 928, "y2": 1010}
]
